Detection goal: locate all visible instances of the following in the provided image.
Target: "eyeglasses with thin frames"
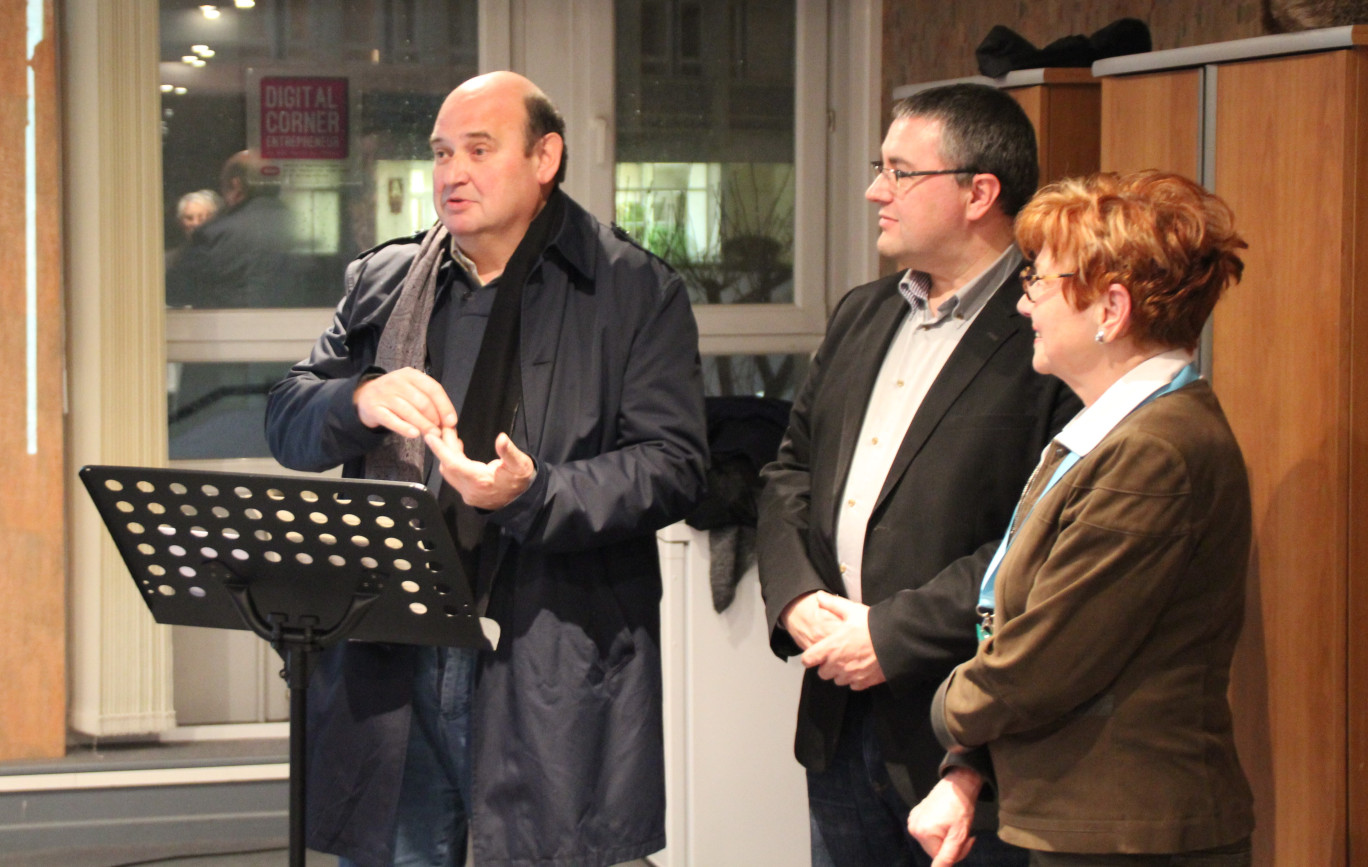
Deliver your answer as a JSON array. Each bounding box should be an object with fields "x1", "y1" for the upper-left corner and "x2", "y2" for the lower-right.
[
  {"x1": 870, "y1": 161, "x2": 977, "y2": 194},
  {"x1": 1019, "y1": 263, "x2": 1076, "y2": 302}
]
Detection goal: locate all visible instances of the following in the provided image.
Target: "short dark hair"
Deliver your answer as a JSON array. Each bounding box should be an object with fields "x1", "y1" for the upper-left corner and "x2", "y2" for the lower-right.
[
  {"x1": 891, "y1": 83, "x2": 1038, "y2": 217},
  {"x1": 524, "y1": 90, "x2": 567, "y2": 186}
]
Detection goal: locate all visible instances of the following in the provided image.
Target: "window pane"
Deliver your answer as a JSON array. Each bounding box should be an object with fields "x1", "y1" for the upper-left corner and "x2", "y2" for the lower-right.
[
  {"x1": 615, "y1": 0, "x2": 796, "y2": 306},
  {"x1": 168, "y1": 361, "x2": 292, "y2": 460},
  {"x1": 703, "y1": 353, "x2": 809, "y2": 400},
  {"x1": 160, "y1": 0, "x2": 478, "y2": 309}
]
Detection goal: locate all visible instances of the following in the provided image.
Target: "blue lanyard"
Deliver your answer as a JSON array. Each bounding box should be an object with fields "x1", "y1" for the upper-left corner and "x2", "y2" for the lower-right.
[{"x1": 975, "y1": 363, "x2": 1200, "y2": 641}]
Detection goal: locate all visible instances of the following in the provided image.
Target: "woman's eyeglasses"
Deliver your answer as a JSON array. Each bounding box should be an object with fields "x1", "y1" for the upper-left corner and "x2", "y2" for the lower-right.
[{"x1": 1019, "y1": 264, "x2": 1076, "y2": 302}]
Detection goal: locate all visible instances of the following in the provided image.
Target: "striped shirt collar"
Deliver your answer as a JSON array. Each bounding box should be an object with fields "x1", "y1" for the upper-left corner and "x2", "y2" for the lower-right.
[{"x1": 896, "y1": 245, "x2": 1023, "y2": 324}]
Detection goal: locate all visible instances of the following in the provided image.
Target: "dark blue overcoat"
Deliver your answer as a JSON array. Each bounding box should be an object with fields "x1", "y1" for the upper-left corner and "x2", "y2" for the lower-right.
[{"x1": 266, "y1": 193, "x2": 708, "y2": 867}]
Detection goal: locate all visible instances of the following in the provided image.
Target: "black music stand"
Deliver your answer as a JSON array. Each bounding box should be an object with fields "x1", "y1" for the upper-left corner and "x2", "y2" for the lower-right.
[{"x1": 80, "y1": 465, "x2": 497, "y2": 867}]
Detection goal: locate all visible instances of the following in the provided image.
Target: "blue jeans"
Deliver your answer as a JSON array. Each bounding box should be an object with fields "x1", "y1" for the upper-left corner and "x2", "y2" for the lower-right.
[
  {"x1": 807, "y1": 695, "x2": 1028, "y2": 867},
  {"x1": 342, "y1": 646, "x2": 477, "y2": 867}
]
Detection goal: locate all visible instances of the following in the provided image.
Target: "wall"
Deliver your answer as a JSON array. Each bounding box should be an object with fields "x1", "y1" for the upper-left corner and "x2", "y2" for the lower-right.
[
  {"x1": 0, "y1": 0, "x2": 65, "y2": 761},
  {"x1": 882, "y1": 0, "x2": 1264, "y2": 116}
]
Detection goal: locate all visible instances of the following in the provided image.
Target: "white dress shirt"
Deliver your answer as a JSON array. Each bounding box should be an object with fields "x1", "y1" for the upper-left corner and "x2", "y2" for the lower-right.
[{"x1": 834, "y1": 246, "x2": 1022, "y2": 602}]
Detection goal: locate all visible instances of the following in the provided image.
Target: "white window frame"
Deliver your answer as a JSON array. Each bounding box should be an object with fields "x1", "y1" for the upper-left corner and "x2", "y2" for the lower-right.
[
  {"x1": 63, "y1": 0, "x2": 880, "y2": 740},
  {"x1": 160, "y1": 0, "x2": 880, "y2": 391}
]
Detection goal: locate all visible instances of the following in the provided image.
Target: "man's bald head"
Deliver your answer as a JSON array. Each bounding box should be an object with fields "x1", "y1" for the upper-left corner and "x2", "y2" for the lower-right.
[
  {"x1": 220, "y1": 149, "x2": 271, "y2": 207},
  {"x1": 429, "y1": 72, "x2": 567, "y2": 275},
  {"x1": 445, "y1": 72, "x2": 567, "y2": 185}
]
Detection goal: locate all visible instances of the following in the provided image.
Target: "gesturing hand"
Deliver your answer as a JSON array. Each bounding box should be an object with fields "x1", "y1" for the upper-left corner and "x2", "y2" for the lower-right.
[
  {"x1": 354, "y1": 367, "x2": 458, "y2": 438},
  {"x1": 424, "y1": 428, "x2": 536, "y2": 511}
]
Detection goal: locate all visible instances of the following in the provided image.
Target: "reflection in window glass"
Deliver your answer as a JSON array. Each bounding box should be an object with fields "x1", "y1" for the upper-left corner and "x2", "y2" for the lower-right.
[
  {"x1": 168, "y1": 362, "x2": 292, "y2": 459},
  {"x1": 703, "y1": 354, "x2": 810, "y2": 401},
  {"x1": 616, "y1": 162, "x2": 794, "y2": 305},
  {"x1": 159, "y1": 0, "x2": 478, "y2": 309},
  {"x1": 616, "y1": 0, "x2": 795, "y2": 305},
  {"x1": 615, "y1": 162, "x2": 715, "y2": 261}
]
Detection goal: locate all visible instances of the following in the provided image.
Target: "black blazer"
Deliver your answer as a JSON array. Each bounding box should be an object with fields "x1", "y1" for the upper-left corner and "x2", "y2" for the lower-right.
[{"x1": 757, "y1": 268, "x2": 1080, "y2": 801}]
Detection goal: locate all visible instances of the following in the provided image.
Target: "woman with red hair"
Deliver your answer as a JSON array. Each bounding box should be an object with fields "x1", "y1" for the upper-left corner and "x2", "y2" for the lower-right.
[{"x1": 909, "y1": 171, "x2": 1255, "y2": 867}]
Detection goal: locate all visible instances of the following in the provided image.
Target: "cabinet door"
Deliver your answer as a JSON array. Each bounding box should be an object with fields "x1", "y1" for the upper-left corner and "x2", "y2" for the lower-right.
[
  {"x1": 1212, "y1": 47, "x2": 1363, "y2": 867},
  {"x1": 1099, "y1": 69, "x2": 1202, "y2": 177},
  {"x1": 1009, "y1": 82, "x2": 1101, "y2": 184}
]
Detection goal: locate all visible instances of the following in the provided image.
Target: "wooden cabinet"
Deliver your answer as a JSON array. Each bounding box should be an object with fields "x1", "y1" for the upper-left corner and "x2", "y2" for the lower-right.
[
  {"x1": 893, "y1": 68, "x2": 1100, "y2": 187},
  {"x1": 1097, "y1": 26, "x2": 1368, "y2": 867}
]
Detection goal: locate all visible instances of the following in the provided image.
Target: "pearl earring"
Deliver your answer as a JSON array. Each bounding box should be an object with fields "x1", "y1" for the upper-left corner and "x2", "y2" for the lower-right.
[{"x1": 1094, "y1": 329, "x2": 1106, "y2": 344}]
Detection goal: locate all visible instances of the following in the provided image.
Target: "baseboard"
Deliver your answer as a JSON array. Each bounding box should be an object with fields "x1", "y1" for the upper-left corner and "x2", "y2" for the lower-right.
[{"x1": 0, "y1": 778, "x2": 288, "y2": 859}]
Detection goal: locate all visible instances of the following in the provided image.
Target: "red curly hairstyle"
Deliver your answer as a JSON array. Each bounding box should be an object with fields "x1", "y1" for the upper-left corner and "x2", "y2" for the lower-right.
[{"x1": 1014, "y1": 171, "x2": 1247, "y2": 351}]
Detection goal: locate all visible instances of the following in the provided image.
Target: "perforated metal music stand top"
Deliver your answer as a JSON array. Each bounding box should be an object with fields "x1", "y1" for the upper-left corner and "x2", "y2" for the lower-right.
[{"x1": 80, "y1": 464, "x2": 497, "y2": 650}]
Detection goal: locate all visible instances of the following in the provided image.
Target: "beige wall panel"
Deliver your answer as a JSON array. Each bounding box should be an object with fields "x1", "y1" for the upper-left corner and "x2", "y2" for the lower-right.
[
  {"x1": 1212, "y1": 49, "x2": 1354, "y2": 867},
  {"x1": 0, "y1": 0, "x2": 66, "y2": 761},
  {"x1": 63, "y1": 0, "x2": 172, "y2": 739},
  {"x1": 1099, "y1": 70, "x2": 1201, "y2": 177}
]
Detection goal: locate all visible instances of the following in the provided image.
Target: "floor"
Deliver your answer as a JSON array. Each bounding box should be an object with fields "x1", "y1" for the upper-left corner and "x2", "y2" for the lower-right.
[
  {"x1": 10, "y1": 843, "x2": 653, "y2": 867},
  {"x1": 2, "y1": 739, "x2": 653, "y2": 867},
  {"x1": 1, "y1": 736, "x2": 290, "y2": 774},
  {"x1": 79, "y1": 854, "x2": 652, "y2": 867},
  {"x1": 113, "y1": 851, "x2": 331, "y2": 866},
  {"x1": 7, "y1": 847, "x2": 331, "y2": 867}
]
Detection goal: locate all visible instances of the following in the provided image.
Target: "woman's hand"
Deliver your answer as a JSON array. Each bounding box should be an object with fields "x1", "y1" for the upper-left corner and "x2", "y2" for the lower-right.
[{"x1": 907, "y1": 767, "x2": 982, "y2": 866}]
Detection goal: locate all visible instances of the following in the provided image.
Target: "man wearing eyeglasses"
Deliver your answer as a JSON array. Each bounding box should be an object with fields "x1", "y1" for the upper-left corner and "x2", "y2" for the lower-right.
[{"x1": 758, "y1": 83, "x2": 1081, "y2": 867}]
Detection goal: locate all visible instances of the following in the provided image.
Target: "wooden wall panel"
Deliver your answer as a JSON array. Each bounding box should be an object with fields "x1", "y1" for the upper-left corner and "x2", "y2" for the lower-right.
[
  {"x1": 1045, "y1": 84, "x2": 1102, "y2": 181},
  {"x1": 882, "y1": 0, "x2": 1264, "y2": 125},
  {"x1": 1212, "y1": 49, "x2": 1354, "y2": 867},
  {"x1": 1014, "y1": 80, "x2": 1102, "y2": 183},
  {"x1": 0, "y1": 0, "x2": 66, "y2": 761},
  {"x1": 1099, "y1": 69, "x2": 1202, "y2": 177},
  {"x1": 1010, "y1": 86, "x2": 1045, "y2": 138},
  {"x1": 1344, "y1": 47, "x2": 1368, "y2": 867}
]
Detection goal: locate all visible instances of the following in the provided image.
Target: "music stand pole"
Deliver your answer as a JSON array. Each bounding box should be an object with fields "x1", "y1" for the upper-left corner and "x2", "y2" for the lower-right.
[{"x1": 286, "y1": 643, "x2": 310, "y2": 867}]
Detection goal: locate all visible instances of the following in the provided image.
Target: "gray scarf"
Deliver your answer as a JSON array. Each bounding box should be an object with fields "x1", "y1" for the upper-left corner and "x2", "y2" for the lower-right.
[{"x1": 362, "y1": 223, "x2": 449, "y2": 483}]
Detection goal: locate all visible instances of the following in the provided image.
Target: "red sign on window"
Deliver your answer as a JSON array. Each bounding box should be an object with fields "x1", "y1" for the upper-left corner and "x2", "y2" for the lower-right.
[{"x1": 259, "y1": 77, "x2": 348, "y2": 159}]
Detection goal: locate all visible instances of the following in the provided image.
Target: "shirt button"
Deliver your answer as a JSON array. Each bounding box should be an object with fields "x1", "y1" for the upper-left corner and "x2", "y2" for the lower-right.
[
  {"x1": 871, "y1": 436, "x2": 879, "y2": 445},
  {"x1": 896, "y1": 380, "x2": 905, "y2": 387},
  {"x1": 847, "y1": 499, "x2": 856, "y2": 507},
  {"x1": 839, "y1": 564, "x2": 848, "y2": 574}
]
